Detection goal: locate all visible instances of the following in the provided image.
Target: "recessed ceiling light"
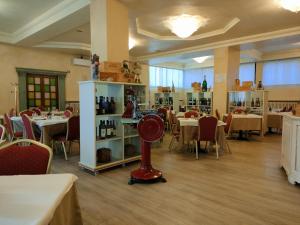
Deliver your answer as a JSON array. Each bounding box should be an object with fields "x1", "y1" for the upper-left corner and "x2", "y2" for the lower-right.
[
  {"x1": 193, "y1": 56, "x2": 212, "y2": 64},
  {"x1": 276, "y1": 0, "x2": 300, "y2": 13},
  {"x1": 165, "y1": 14, "x2": 208, "y2": 39}
]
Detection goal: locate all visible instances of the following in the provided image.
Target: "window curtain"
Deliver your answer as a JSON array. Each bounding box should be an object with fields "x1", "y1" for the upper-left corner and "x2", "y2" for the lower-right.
[
  {"x1": 149, "y1": 66, "x2": 183, "y2": 88},
  {"x1": 262, "y1": 59, "x2": 300, "y2": 86},
  {"x1": 239, "y1": 63, "x2": 255, "y2": 83},
  {"x1": 183, "y1": 67, "x2": 214, "y2": 89}
]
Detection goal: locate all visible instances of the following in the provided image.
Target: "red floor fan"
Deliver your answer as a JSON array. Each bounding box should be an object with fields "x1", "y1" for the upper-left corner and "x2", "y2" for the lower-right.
[{"x1": 128, "y1": 114, "x2": 166, "y2": 185}]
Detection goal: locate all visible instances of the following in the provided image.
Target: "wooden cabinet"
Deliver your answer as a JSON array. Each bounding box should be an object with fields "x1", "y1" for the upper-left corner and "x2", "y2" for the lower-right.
[
  {"x1": 281, "y1": 114, "x2": 300, "y2": 184},
  {"x1": 79, "y1": 81, "x2": 145, "y2": 174}
]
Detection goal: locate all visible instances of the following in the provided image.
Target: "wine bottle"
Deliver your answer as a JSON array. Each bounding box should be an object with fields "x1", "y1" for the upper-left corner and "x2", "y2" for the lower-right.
[
  {"x1": 96, "y1": 96, "x2": 99, "y2": 115},
  {"x1": 251, "y1": 98, "x2": 255, "y2": 107},
  {"x1": 106, "y1": 120, "x2": 111, "y2": 138},
  {"x1": 112, "y1": 120, "x2": 116, "y2": 136},
  {"x1": 202, "y1": 75, "x2": 207, "y2": 92},
  {"x1": 110, "y1": 97, "x2": 116, "y2": 114},
  {"x1": 99, "y1": 96, "x2": 103, "y2": 115},
  {"x1": 100, "y1": 121, "x2": 106, "y2": 139}
]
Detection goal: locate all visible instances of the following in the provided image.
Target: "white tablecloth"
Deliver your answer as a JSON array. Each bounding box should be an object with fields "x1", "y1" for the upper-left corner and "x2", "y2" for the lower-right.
[
  {"x1": 11, "y1": 116, "x2": 68, "y2": 128},
  {"x1": 0, "y1": 174, "x2": 78, "y2": 225},
  {"x1": 178, "y1": 118, "x2": 226, "y2": 127}
]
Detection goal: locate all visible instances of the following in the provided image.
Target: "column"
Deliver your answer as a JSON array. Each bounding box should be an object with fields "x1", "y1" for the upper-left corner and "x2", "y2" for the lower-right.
[
  {"x1": 213, "y1": 46, "x2": 240, "y2": 115},
  {"x1": 90, "y1": 0, "x2": 129, "y2": 62}
]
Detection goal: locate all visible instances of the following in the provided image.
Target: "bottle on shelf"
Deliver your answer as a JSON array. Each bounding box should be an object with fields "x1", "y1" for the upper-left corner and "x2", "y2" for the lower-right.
[
  {"x1": 99, "y1": 96, "x2": 104, "y2": 114},
  {"x1": 251, "y1": 98, "x2": 255, "y2": 107},
  {"x1": 100, "y1": 120, "x2": 106, "y2": 139},
  {"x1": 106, "y1": 120, "x2": 112, "y2": 138},
  {"x1": 110, "y1": 97, "x2": 116, "y2": 114},
  {"x1": 202, "y1": 75, "x2": 207, "y2": 92},
  {"x1": 96, "y1": 96, "x2": 99, "y2": 115},
  {"x1": 255, "y1": 98, "x2": 260, "y2": 107},
  {"x1": 112, "y1": 121, "x2": 116, "y2": 137}
]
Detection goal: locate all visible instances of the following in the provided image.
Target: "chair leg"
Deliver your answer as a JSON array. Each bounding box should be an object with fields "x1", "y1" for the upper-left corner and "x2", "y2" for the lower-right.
[
  {"x1": 215, "y1": 140, "x2": 219, "y2": 159},
  {"x1": 62, "y1": 142, "x2": 68, "y2": 160},
  {"x1": 169, "y1": 136, "x2": 174, "y2": 151},
  {"x1": 195, "y1": 140, "x2": 199, "y2": 159},
  {"x1": 226, "y1": 140, "x2": 232, "y2": 154}
]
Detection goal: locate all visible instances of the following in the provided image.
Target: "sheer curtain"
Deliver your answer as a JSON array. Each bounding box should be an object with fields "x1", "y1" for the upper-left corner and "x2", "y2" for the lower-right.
[
  {"x1": 183, "y1": 67, "x2": 214, "y2": 89},
  {"x1": 149, "y1": 66, "x2": 183, "y2": 88},
  {"x1": 262, "y1": 59, "x2": 300, "y2": 86},
  {"x1": 239, "y1": 63, "x2": 255, "y2": 83}
]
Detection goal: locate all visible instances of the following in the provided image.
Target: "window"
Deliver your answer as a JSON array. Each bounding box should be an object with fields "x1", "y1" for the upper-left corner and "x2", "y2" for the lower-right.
[
  {"x1": 26, "y1": 75, "x2": 59, "y2": 110},
  {"x1": 262, "y1": 59, "x2": 300, "y2": 86},
  {"x1": 183, "y1": 67, "x2": 214, "y2": 89},
  {"x1": 239, "y1": 63, "x2": 255, "y2": 83},
  {"x1": 149, "y1": 66, "x2": 183, "y2": 88}
]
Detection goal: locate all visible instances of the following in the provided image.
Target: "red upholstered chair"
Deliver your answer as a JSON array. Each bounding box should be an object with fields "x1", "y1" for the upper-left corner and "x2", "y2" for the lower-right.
[
  {"x1": 65, "y1": 106, "x2": 74, "y2": 112},
  {"x1": 21, "y1": 114, "x2": 39, "y2": 141},
  {"x1": 0, "y1": 139, "x2": 52, "y2": 175},
  {"x1": 0, "y1": 124, "x2": 6, "y2": 141},
  {"x1": 184, "y1": 111, "x2": 199, "y2": 118},
  {"x1": 195, "y1": 116, "x2": 218, "y2": 159},
  {"x1": 64, "y1": 110, "x2": 72, "y2": 118},
  {"x1": 52, "y1": 116, "x2": 80, "y2": 160},
  {"x1": 32, "y1": 108, "x2": 42, "y2": 115},
  {"x1": 158, "y1": 108, "x2": 168, "y2": 130},
  {"x1": 19, "y1": 110, "x2": 34, "y2": 117},
  {"x1": 4, "y1": 113, "x2": 22, "y2": 141}
]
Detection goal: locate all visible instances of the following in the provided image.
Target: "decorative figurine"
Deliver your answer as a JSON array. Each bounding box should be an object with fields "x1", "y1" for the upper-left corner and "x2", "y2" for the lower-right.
[
  {"x1": 132, "y1": 62, "x2": 141, "y2": 83},
  {"x1": 257, "y1": 80, "x2": 264, "y2": 90},
  {"x1": 91, "y1": 54, "x2": 100, "y2": 80}
]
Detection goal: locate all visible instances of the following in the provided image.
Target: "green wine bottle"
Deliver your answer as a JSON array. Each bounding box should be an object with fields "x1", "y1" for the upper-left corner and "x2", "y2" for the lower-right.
[{"x1": 202, "y1": 75, "x2": 207, "y2": 92}]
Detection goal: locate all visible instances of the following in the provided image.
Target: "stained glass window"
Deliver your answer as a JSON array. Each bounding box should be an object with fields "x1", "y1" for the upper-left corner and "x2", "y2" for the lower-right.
[{"x1": 26, "y1": 75, "x2": 59, "y2": 110}]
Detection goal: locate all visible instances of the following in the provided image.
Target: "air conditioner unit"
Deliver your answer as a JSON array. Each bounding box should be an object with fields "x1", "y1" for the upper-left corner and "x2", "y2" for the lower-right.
[{"x1": 72, "y1": 58, "x2": 90, "y2": 67}]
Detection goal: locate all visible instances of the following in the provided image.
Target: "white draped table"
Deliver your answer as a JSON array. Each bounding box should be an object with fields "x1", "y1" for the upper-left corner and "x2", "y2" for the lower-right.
[{"x1": 0, "y1": 174, "x2": 82, "y2": 225}]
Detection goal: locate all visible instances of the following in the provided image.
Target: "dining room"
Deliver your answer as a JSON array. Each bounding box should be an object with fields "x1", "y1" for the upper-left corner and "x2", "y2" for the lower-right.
[{"x1": 1, "y1": 0, "x2": 300, "y2": 225}]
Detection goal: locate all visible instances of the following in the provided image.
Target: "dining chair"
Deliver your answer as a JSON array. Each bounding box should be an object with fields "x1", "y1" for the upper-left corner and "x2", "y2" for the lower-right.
[
  {"x1": 158, "y1": 108, "x2": 168, "y2": 130},
  {"x1": 195, "y1": 116, "x2": 218, "y2": 159},
  {"x1": 169, "y1": 122, "x2": 180, "y2": 151},
  {"x1": 65, "y1": 106, "x2": 74, "y2": 112},
  {"x1": 64, "y1": 110, "x2": 72, "y2": 118},
  {"x1": 21, "y1": 114, "x2": 40, "y2": 141},
  {"x1": 184, "y1": 111, "x2": 199, "y2": 118},
  {"x1": 0, "y1": 124, "x2": 6, "y2": 141},
  {"x1": 52, "y1": 116, "x2": 80, "y2": 160},
  {"x1": 224, "y1": 113, "x2": 233, "y2": 153},
  {"x1": 4, "y1": 113, "x2": 23, "y2": 141},
  {"x1": 19, "y1": 110, "x2": 34, "y2": 117},
  {"x1": 0, "y1": 139, "x2": 53, "y2": 175},
  {"x1": 32, "y1": 108, "x2": 42, "y2": 115}
]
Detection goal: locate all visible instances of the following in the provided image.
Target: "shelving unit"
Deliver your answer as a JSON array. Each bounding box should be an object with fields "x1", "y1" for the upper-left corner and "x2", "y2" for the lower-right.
[
  {"x1": 79, "y1": 80, "x2": 145, "y2": 174},
  {"x1": 227, "y1": 90, "x2": 268, "y2": 132},
  {"x1": 154, "y1": 92, "x2": 179, "y2": 110},
  {"x1": 186, "y1": 92, "x2": 213, "y2": 114}
]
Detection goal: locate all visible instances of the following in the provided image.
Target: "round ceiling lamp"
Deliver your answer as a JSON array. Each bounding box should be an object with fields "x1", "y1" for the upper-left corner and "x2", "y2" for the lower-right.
[
  {"x1": 165, "y1": 14, "x2": 208, "y2": 39},
  {"x1": 276, "y1": 0, "x2": 300, "y2": 12}
]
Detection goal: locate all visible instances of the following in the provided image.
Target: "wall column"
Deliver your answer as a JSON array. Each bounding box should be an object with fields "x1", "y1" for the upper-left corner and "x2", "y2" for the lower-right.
[
  {"x1": 213, "y1": 46, "x2": 240, "y2": 115},
  {"x1": 90, "y1": 0, "x2": 129, "y2": 62}
]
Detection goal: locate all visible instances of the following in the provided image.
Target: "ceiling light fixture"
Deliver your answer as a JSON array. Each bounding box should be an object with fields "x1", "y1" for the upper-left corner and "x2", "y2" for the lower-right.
[
  {"x1": 129, "y1": 37, "x2": 136, "y2": 50},
  {"x1": 276, "y1": 0, "x2": 300, "y2": 12},
  {"x1": 165, "y1": 14, "x2": 208, "y2": 39},
  {"x1": 193, "y1": 56, "x2": 211, "y2": 64}
]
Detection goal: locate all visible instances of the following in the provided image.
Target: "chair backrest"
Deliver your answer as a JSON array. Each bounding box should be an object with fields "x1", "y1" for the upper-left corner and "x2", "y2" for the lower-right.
[
  {"x1": 198, "y1": 116, "x2": 218, "y2": 142},
  {"x1": 0, "y1": 124, "x2": 6, "y2": 141},
  {"x1": 4, "y1": 113, "x2": 14, "y2": 139},
  {"x1": 66, "y1": 106, "x2": 74, "y2": 112},
  {"x1": 64, "y1": 110, "x2": 72, "y2": 118},
  {"x1": 21, "y1": 114, "x2": 36, "y2": 140},
  {"x1": 215, "y1": 109, "x2": 221, "y2": 120},
  {"x1": 19, "y1": 110, "x2": 33, "y2": 117},
  {"x1": 9, "y1": 108, "x2": 16, "y2": 117},
  {"x1": 0, "y1": 139, "x2": 52, "y2": 175},
  {"x1": 224, "y1": 113, "x2": 233, "y2": 134},
  {"x1": 185, "y1": 111, "x2": 199, "y2": 118},
  {"x1": 157, "y1": 108, "x2": 167, "y2": 121},
  {"x1": 66, "y1": 116, "x2": 80, "y2": 141},
  {"x1": 32, "y1": 108, "x2": 41, "y2": 115}
]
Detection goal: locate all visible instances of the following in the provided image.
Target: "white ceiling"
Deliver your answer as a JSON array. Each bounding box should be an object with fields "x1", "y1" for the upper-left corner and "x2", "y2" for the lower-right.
[{"x1": 0, "y1": 0, "x2": 300, "y2": 62}]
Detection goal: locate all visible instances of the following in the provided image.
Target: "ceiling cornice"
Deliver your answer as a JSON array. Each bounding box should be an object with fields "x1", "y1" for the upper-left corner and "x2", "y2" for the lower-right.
[
  {"x1": 136, "y1": 17, "x2": 240, "y2": 41},
  {"x1": 135, "y1": 26, "x2": 300, "y2": 61},
  {"x1": 34, "y1": 41, "x2": 91, "y2": 51},
  {"x1": 0, "y1": 0, "x2": 90, "y2": 44}
]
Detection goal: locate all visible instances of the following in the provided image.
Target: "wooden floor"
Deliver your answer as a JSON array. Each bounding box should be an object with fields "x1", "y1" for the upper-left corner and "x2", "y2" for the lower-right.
[{"x1": 52, "y1": 134, "x2": 300, "y2": 225}]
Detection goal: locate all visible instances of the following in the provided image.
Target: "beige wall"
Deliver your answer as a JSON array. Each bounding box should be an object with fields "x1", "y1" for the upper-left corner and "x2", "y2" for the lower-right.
[{"x1": 0, "y1": 43, "x2": 89, "y2": 114}]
